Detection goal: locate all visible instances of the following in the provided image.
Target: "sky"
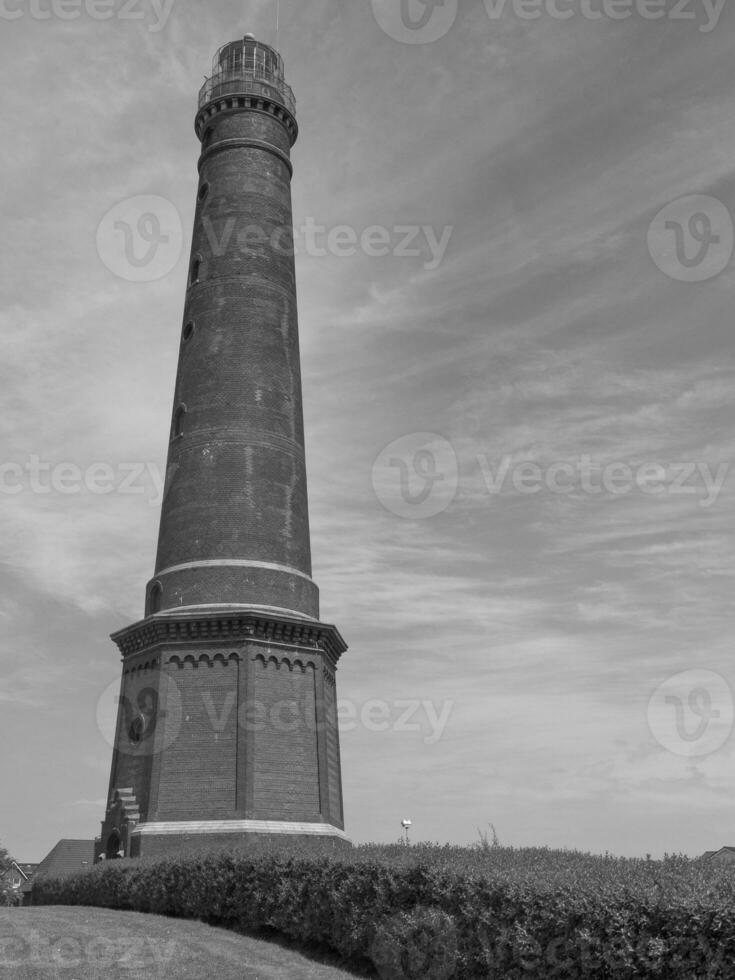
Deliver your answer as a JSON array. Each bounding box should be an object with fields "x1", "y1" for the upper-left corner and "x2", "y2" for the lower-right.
[{"x1": 1, "y1": 0, "x2": 735, "y2": 862}]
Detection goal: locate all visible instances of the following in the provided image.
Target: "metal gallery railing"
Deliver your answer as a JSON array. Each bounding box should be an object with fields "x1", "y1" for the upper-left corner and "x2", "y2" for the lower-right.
[{"x1": 198, "y1": 67, "x2": 296, "y2": 115}]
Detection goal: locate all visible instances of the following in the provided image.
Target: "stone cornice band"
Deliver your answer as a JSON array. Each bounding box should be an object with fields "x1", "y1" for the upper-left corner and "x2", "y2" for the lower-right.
[
  {"x1": 196, "y1": 93, "x2": 298, "y2": 147},
  {"x1": 198, "y1": 137, "x2": 293, "y2": 176},
  {"x1": 111, "y1": 609, "x2": 347, "y2": 664},
  {"x1": 156, "y1": 559, "x2": 314, "y2": 584}
]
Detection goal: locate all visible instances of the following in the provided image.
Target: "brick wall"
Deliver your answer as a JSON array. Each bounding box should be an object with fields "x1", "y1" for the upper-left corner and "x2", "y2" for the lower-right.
[
  {"x1": 251, "y1": 655, "x2": 321, "y2": 820},
  {"x1": 155, "y1": 656, "x2": 238, "y2": 820}
]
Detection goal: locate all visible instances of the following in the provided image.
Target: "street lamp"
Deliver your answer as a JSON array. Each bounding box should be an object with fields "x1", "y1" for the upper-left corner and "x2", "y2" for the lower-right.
[{"x1": 401, "y1": 818, "x2": 412, "y2": 846}]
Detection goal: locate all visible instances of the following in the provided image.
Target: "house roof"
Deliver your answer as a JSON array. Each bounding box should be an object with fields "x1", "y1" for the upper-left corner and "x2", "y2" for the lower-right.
[
  {"x1": 9, "y1": 862, "x2": 38, "y2": 880},
  {"x1": 21, "y1": 840, "x2": 95, "y2": 892},
  {"x1": 703, "y1": 847, "x2": 735, "y2": 859}
]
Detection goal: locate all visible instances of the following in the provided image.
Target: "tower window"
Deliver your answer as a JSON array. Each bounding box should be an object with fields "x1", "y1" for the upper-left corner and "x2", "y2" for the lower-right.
[
  {"x1": 173, "y1": 404, "x2": 187, "y2": 440},
  {"x1": 189, "y1": 256, "x2": 202, "y2": 286},
  {"x1": 148, "y1": 582, "x2": 163, "y2": 616},
  {"x1": 198, "y1": 182, "x2": 210, "y2": 203},
  {"x1": 183, "y1": 320, "x2": 195, "y2": 342}
]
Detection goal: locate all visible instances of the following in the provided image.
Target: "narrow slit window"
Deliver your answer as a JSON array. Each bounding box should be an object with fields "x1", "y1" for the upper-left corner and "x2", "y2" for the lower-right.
[
  {"x1": 149, "y1": 583, "x2": 162, "y2": 616},
  {"x1": 173, "y1": 405, "x2": 187, "y2": 439},
  {"x1": 190, "y1": 256, "x2": 201, "y2": 285}
]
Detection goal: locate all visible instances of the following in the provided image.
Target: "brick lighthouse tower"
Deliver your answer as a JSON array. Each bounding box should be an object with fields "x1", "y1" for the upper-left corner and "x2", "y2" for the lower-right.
[{"x1": 96, "y1": 36, "x2": 348, "y2": 860}]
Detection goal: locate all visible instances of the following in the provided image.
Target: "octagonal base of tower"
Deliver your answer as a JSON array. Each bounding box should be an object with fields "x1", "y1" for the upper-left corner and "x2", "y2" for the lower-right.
[{"x1": 97, "y1": 608, "x2": 348, "y2": 861}]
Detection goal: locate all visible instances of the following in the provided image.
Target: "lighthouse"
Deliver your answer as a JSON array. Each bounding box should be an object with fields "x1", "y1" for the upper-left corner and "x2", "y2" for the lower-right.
[{"x1": 96, "y1": 36, "x2": 348, "y2": 859}]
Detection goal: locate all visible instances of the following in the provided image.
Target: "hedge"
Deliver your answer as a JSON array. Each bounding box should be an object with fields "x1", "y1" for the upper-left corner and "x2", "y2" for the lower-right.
[{"x1": 29, "y1": 843, "x2": 735, "y2": 978}]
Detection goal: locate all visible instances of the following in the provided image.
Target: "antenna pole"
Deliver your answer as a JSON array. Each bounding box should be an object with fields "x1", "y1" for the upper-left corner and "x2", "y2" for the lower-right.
[{"x1": 276, "y1": 0, "x2": 280, "y2": 52}]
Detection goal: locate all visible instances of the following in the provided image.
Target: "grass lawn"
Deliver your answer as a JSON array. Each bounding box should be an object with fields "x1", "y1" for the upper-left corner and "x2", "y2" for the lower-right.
[{"x1": 0, "y1": 907, "x2": 374, "y2": 980}]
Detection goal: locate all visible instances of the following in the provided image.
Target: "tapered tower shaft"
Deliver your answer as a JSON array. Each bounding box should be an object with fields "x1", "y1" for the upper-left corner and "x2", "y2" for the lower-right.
[{"x1": 149, "y1": 38, "x2": 317, "y2": 621}]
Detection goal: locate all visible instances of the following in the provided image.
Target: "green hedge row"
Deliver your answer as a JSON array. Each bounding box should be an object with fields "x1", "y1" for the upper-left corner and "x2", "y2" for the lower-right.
[{"x1": 30, "y1": 845, "x2": 735, "y2": 979}]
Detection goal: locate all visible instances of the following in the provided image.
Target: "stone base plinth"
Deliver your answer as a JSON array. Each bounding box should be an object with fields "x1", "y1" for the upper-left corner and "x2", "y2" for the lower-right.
[{"x1": 130, "y1": 819, "x2": 351, "y2": 858}]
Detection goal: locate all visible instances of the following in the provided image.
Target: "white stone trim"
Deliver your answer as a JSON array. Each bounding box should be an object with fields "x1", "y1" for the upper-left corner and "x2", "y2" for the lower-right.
[
  {"x1": 132, "y1": 820, "x2": 349, "y2": 841},
  {"x1": 156, "y1": 560, "x2": 315, "y2": 585},
  {"x1": 150, "y1": 603, "x2": 319, "y2": 622}
]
